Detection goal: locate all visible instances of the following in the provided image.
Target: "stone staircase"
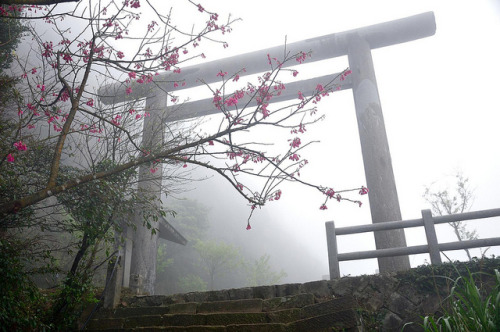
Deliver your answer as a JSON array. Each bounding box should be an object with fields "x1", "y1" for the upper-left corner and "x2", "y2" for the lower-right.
[{"x1": 85, "y1": 282, "x2": 361, "y2": 331}]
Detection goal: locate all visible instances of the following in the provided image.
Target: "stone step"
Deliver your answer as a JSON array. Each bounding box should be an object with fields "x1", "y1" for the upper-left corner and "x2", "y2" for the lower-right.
[
  {"x1": 119, "y1": 281, "x2": 332, "y2": 308},
  {"x1": 87, "y1": 311, "x2": 295, "y2": 330},
  {"x1": 95, "y1": 298, "x2": 267, "y2": 320},
  {"x1": 87, "y1": 311, "x2": 358, "y2": 332},
  {"x1": 85, "y1": 323, "x2": 288, "y2": 332},
  {"x1": 86, "y1": 296, "x2": 359, "y2": 331},
  {"x1": 291, "y1": 310, "x2": 359, "y2": 331},
  {"x1": 94, "y1": 293, "x2": 316, "y2": 321}
]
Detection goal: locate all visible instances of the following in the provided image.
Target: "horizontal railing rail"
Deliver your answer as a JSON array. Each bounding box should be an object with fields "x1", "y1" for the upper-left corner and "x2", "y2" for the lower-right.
[{"x1": 325, "y1": 208, "x2": 500, "y2": 279}]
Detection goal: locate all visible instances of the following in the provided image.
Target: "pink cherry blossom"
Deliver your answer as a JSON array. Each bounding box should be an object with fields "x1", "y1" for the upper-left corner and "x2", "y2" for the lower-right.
[
  {"x1": 224, "y1": 97, "x2": 238, "y2": 107},
  {"x1": 6, "y1": 154, "x2": 14, "y2": 162},
  {"x1": 41, "y1": 41, "x2": 53, "y2": 58},
  {"x1": 325, "y1": 188, "x2": 335, "y2": 198},
  {"x1": 289, "y1": 137, "x2": 301, "y2": 148},
  {"x1": 359, "y1": 186, "x2": 369, "y2": 195},
  {"x1": 320, "y1": 204, "x2": 328, "y2": 210},
  {"x1": 14, "y1": 141, "x2": 27, "y2": 151},
  {"x1": 296, "y1": 52, "x2": 308, "y2": 64},
  {"x1": 62, "y1": 53, "x2": 73, "y2": 63}
]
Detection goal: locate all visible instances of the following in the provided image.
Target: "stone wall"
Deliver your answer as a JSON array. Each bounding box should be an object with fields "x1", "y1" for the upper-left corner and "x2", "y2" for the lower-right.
[{"x1": 121, "y1": 258, "x2": 499, "y2": 331}]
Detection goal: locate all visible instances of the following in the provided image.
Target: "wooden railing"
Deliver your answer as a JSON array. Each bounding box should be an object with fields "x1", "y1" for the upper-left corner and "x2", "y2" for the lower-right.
[{"x1": 325, "y1": 208, "x2": 500, "y2": 279}]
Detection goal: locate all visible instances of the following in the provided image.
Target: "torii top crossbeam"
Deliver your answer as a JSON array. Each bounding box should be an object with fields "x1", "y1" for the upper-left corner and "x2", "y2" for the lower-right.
[{"x1": 100, "y1": 11, "x2": 435, "y2": 115}]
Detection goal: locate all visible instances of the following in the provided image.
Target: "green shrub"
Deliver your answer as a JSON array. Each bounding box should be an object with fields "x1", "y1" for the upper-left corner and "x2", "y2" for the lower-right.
[
  {"x1": 0, "y1": 239, "x2": 48, "y2": 331},
  {"x1": 421, "y1": 268, "x2": 500, "y2": 332}
]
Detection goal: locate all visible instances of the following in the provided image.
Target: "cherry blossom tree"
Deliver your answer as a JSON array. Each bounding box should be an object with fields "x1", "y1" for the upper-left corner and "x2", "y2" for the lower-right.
[
  {"x1": 0, "y1": 1, "x2": 373, "y2": 326},
  {"x1": 0, "y1": 0, "x2": 367, "y2": 231},
  {"x1": 0, "y1": 0, "x2": 78, "y2": 5}
]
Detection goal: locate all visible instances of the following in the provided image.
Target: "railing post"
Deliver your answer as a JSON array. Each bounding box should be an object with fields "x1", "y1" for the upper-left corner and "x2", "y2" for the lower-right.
[
  {"x1": 422, "y1": 209, "x2": 442, "y2": 265},
  {"x1": 325, "y1": 221, "x2": 341, "y2": 279},
  {"x1": 103, "y1": 251, "x2": 123, "y2": 309}
]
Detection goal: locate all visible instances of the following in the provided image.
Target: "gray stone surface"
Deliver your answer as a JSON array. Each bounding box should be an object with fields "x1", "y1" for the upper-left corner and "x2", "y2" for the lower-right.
[
  {"x1": 252, "y1": 285, "x2": 276, "y2": 299},
  {"x1": 263, "y1": 293, "x2": 314, "y2": 312},
  {"x1": 113, "y1": 260, "x2": 500, "y2": 331}
]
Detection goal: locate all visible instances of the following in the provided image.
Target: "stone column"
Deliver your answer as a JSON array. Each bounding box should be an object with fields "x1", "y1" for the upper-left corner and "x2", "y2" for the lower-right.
[
  {"x1": 347, "y1": 33, "x2": 411, "y2": 273},
  {"x1": 129, "y1": 91, "x2": 166, "y2": 295}
]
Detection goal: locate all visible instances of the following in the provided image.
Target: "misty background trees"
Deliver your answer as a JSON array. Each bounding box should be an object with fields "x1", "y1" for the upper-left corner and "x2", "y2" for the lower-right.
[
  {"x1": 154, "y1": 198, "x2": 288, "y2": 294},
  {"x1": 423, "y1": 172, "x2": 489, "y2": 261}
]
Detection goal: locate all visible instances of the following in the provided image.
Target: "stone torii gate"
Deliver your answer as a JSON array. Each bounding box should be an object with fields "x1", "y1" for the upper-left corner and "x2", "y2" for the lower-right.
[{"x1": 100, "y1": 12, "x2": 436, "y2": 295}]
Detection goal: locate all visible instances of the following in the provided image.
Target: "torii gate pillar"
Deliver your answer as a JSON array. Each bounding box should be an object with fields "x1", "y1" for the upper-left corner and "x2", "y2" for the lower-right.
[
  {"x1": 129, "y1": 91, "x2": 166, "y2": 295},
  {"x1": 348, "y1": 34, "x2": 411, "y2": 272}
]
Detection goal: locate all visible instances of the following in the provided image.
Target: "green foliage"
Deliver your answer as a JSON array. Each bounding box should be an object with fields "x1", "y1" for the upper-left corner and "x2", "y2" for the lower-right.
[
  {"x1": 0, "y1": 9, "x2": 26, "y2": 128},
  {"x1": 245, "y1": 254, "x2": 287, "y2": 287},
  {"x1": 47, "y1": 270, "x2": 99, "y2": 330},
  {"x1": 0, "y1": 10, "x2": 26, "y2": 72},
  {"x1": 177, "y1": 274, "x2": 208, "y2": 293},
  {"x1": 194, "y1": 239, "x2": 242, "y2": 290},
  {"x1": 155, "y1": 199, "x2": 211, "y2": 294},
  {"x1": 398, "y1": 257, "x2": 500, "y2": 295},
  {"x1": 155, "y1": 199, "x2": 288, "y2": 293},
  {"x1": 156, "y1": 243, "x2": 174, "y2": 274},
  {"x1": 164, "y1": 199, "x2": 211, "y2": 241},
  {"x1": 420, "y1": 268, "x2": 500, "y2": 332},
  {"x1": 59, "y1": 160, "x2": 136, "y2": 225},
  {"x1": 0, "y1": 238, "x2": 48, "y2": 331}
]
